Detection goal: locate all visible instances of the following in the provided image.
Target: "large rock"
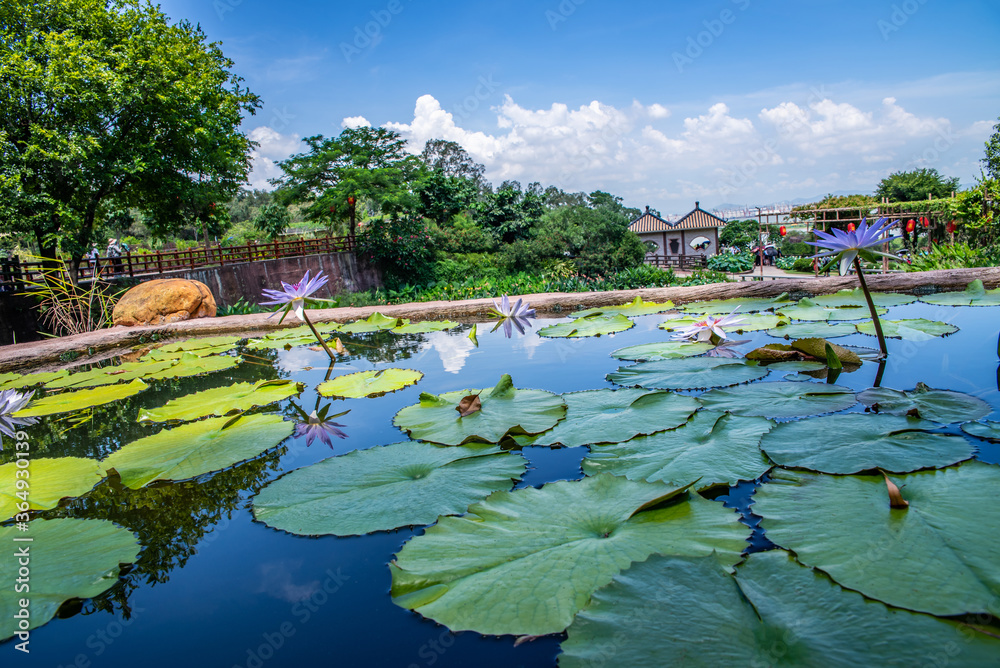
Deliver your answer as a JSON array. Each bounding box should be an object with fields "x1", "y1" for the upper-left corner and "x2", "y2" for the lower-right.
[{"x1": 113, "y1": 279, "x2": 217, "y2": 326}]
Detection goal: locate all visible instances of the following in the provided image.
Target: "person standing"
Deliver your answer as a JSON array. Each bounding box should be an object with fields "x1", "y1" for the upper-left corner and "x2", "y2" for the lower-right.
[
  {"x1": 106, "y1": 238, "x2": 123, "y2": 275},
  {"x1": 88, "y1": 245, "x2": 101, "y2": 277}
]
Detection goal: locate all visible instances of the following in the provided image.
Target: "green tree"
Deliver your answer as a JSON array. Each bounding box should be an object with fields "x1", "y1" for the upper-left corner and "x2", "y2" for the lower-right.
[
  {"x1": 984, "y1": 116, "x2": 1000, "y2": 181},
  {"x1": 251, "y1": 203, "x2": 291, "y2": 241},
  {"x1": 875, "y1": 168, "x2": 960, "y2": 202},
  {"x1": 419, "y1": 139, "x2": 486, "y2": 186},
  {"x1": 0, "y1": 0, "x2": 260, "y2": 279},
  {"x1": 474, "y1": 181, "x2": 544, "y2": 243}
]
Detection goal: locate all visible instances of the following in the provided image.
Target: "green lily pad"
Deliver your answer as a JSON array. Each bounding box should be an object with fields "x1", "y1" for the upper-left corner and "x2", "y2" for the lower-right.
[
  {"x1": 539, "y1": 313, "x2": 634, "y2": 338},
  {"x1": 317, "y1": 369, "x2": 424, "y2": 399},
  {"x1": 143, "y1": 335, "x2": 243, "y2": 357},
  {"x1": 339, "y1": 312, "x2": 410, "y2": 334},
  {"x1": 856, "y1": 318, "x2": 958, "y2": 341},
  {"x1": 766, "y1": 321, "x2": 858, "y2": 339},
  {"x1": 0, "y1": 458, "x2": 105, "y2": 521},
  {"x1": 137, "y1": 379, "x2": 303, "y2": 423},
  {"x1": 607, "y1": 358, "x2": 769, "y2": 391},
  {"x1": 0, "y1": 519, "x2": 139, "y2": 641},
  {"x1": 760, "y1": 414, "x2": 974, "y2": 474},
  {"x1": 559, "y1": 550, "x2": 1000, "y2": 668},
  {"x1": 258, "y1": 322, "x2": 343, "y2": 340},
  {"x1": 918, "y1": 280, "x2": 1000, "y2": 306},
  {"x1": 658, "y1": 313, "x2": 789, "y2": 333},
  {"x1": 570, "y1": 296, "x2": 675, "y2": 319},
  {"x1": 246, "y1": 335, "x2": 324, "y2": 350},
  {"x1": 858, "y1": 383, "x2": 992, "y2": 424},
  {"x1": 583, "y1": 411, "x2": 773, "y2": 490},
  {"x1": 391, "y1": 321, "x2": 459, "y2": 334},
  {"x1": 143, "y1": 352, "x2": 242, "y2": 379},
  {"x1": 390, "y1": 473, "x2": 748, "y2": 636},
  {"x1": 754, "y1": 463, "x2": 1000, "y2": 616},
  {"x1": 0, "y1": 370, "x2": 70, "y2": 390},
  {"x1": 529, "y1": 389, "x2": 700, "y2": 447},
  {"x1": 393, "y1": 375, "x2": 566, "y2": 445},
  {"x1": 810, "y1": 288, "x2": 917, "y2": 308},
  {"x1": 102, "y1": 413, "x2": 293, "y2": 489},
  {"x1": 699, "y1": 382, "x2": 856, "y2": 418},
  {"x1": 44, "y1": 359, "x2": 178, "y2": 389},
  {"x1": 12, "y1": 380, "x2": 149, "y2": 418},
  {"x1": 962, "y1": 420, "x2": 1000, "y2": 441},
  {"x1": 777, "y1": 299, "x2": 883, "y2": 321},
  {"x1": 252, "y1": 442, "x2": 526, "y2": 536},
  {"x1": 609, "y1": 341, "x2": 714, "y2": 362},
  {"x1": 766, "y1": 360, "x2": 829, "y2": 373},
  {"x1": 678, "y1": 294, "x2": 793, "y2": 314},
  {"x1": 790, "y1": 338, "x2": 862, "y2": 365}
]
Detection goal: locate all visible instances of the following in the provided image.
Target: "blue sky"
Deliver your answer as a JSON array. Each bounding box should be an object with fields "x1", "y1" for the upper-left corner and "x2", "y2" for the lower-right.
[{"x1": 158, "y1": 0, "x2": 1000, "y2": 214}]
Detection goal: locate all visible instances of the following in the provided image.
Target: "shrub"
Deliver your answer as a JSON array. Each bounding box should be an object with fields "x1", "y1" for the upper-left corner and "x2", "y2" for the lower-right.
[
  {"x1": 357, "y1": 217, "x2": 435, "y2": 289},
  {"x1": 707, "y1": 252, "x2": 754, "y2": 273}
]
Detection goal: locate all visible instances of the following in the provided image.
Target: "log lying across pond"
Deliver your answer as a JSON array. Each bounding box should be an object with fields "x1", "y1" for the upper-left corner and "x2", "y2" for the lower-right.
[{"x1": 2, "y1": 266, "x2": 998, "y2": 372}]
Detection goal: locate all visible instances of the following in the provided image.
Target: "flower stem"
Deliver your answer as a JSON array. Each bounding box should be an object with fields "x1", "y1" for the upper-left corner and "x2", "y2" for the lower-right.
[
  {"x1": 854, "y1": 256, "x2": 887, "y2": 357},
  {"x1": 302, "y1": 310, "x2": 336, "y2": 361}
]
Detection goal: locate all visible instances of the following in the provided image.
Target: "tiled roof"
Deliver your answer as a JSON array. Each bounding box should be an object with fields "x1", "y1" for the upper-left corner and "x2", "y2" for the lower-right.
[
  {"x1": 628, "y1": 203, "x2": 724, "y2": 233},
  {"x1": 628, "y1": 212, "x2": 672, "y2": 233},
  {"x1": 673, "y1": 207, "x2": 725, "y2": 230}
]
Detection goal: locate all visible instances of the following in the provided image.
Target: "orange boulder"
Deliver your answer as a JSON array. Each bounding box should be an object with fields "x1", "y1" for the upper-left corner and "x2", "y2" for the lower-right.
[{"x1": 112, "y1": 279, "x2": 217, "y2": 326}]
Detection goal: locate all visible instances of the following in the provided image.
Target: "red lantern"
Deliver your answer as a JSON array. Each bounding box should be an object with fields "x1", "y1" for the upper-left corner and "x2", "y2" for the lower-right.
[
  {"x1": 778, "y1": 225, "x2": 787, "y2": 237},
  {"x1": 946, "y1": 220, "x2": 956, "y2": 234},
  {"x1": 347, "y1": 196, "x2": 356, "y2": 207},
  {"x1": 922, "y1": 217, "x2": 930, "y2": 228},
  {"x1": 847, "y1": 223, "x2": 856, "y2": 232},
  {"x1": 906, "y1": 219, "x2": 916, "y2": 233}
]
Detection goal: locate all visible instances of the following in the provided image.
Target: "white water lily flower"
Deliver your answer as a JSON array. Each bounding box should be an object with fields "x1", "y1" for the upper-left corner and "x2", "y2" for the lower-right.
[{"x1": 670, "y1": 307, "x2": 747, "y2": 343}]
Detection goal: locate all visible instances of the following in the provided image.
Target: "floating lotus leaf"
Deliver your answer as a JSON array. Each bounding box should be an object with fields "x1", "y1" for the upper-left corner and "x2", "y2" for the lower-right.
[
  {"x1": 699, "y1": 381, "x2": 856, "y2": 418},
  {"x1": 790, "y1": 338, "x2": 861, "y2": 364},
  {"x1": 252, "y1": 442, "x2": 526, "y2": 536},
  {"x1": 765, "y1": 321, "x2": 858, "y2": 339},
  {"x1": 810, "y1": 288, "x2": 917, "y2": 308},
  {"x1": 143, "y1": 352, "x2": 241, "y2": 379},
  {"x1": 745, "y1": 344, "x2": 802, "y2": 363},
  {"x1": 0, "y1": 370, "x2": 69, "y2": 390},
  {"x1": 766, "y1": 360, "x2": 829, "y2": 373},
  {"x1": 559, "y1": 550, "x2": 1000, "y2": 668},
  {"x1": 583, "y1": 411, "x2": 773, "y2": 490},
  {"x1": 918, "y1": 280, "x2": 1000, "y2": 306},
  {"x1": 678, "y1": 294, "x2": 793, "y2": 314},
  {"x1": 0, "y1": 457, "x2": 105, "y2": 521},
  {"x1": 137, "y1": 379, "x2": 303, "y2": 423},
  {"x1": 12, "y1": 379, "x2": 149, "y2": 417},
  {"x1": 962, "y1": 420, "x2": 1000, "y2": 441},
  {"x1": 529, "y1": 389, "x2": 700, "y2": 447},
  {"x1": 570, "y1": 296, "x2": 675, "y2": 319},
  {"x1": 857, "y1": 383, "x2": 992, "y2": 424},
  {"x1": 0, "y1": 519, "x2": 139, "y2": 641},
  {"x1": 393, "y1": 375, "x2": 566, "y2": 445},
  {"x1": 391, "y1": 321, "x2": 459, "y2": 334},
  {"x1": 777, "y1": 299, "x2": 883, "y2": 321},
  {"x1": 246, "y1": 335, "x2": 323, "y2": 350},
  {"x1": 857, "y1": 318, "x2": 958, "y2": 341},
  {"x1": 658, "y1": 314, "x2": 788, "y2": 333},
  {"x1": 754, "y1": 463, "x2": 1000, "y2": 616},
  {"x1": 102, "y1": 413, "x2": 293, "y2": 489},
  {"x1": 339, "y1": 312, "x2": 410, "y2": 334},
  {"x1": 609, "y1": 341, "x2": 714, "y2": 362},
  {"x1": 607, "y1": 358, "x2": 769, "y2": 391},
  {"x1": 390, "y1": 473, "x2": 748, "y2": 636},
  {"x1": 257, "y1": 322, "x2": 343, "y2": 340},
  {"x1": 145, "y1": 335, "x2": 243, "y2": 355},
  {"x1": 317, "y1": 369, "x2": 423, "y2": 399},
  {"x1": 760, "y1": 414, "x2": 974, "y2": 474},
  {"x1": 44, "y1": 359, "x2": 177, "y2": 389},
  {"x1": 539, "y1": 313, "x2": 634, "y2": 338}
]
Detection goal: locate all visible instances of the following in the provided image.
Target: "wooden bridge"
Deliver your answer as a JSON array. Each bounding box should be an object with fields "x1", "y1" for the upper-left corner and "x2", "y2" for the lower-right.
[{"x1": 644, "y1": 254, "x2": 708, "y2": 270}]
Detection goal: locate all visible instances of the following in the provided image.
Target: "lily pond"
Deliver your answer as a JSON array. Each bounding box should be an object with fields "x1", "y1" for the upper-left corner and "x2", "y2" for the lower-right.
[{"x1": 3, "y1": 283, "x2": 1000, "y2": 667}]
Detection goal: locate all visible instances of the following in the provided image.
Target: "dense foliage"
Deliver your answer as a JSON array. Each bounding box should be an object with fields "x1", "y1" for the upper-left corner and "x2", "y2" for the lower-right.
[{"x1": 875, "y1": 168, "x2": 960, "y2": 203}]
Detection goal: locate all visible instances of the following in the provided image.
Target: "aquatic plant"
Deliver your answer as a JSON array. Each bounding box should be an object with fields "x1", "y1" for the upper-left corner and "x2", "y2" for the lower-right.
[
  {"x1": 261, "y1": 270, "x2": 337, "y2": 359},
  {"x1": 0, "y1": 389, "x2": 36, "y2": 442},
  {"x1": 669, "y1": 307, "x2": 746, "y2": 344},
  {"x1": 292, "y1": 404, "x2": 349, "y2": 448},
  {"x1": 488, "y1": 295, "x2": 536, "y2": 338}
]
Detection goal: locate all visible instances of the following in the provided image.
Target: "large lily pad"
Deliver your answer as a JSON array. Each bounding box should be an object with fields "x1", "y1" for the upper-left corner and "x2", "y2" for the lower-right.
[
  {"x1": 0, "y1": 457, "x2": 105, "y2": 521},
  {"x1": 391, "y1": 321, "x2": 459, "y2": 334},
  {"x1": 529, "y1": 389, "x2": 700, "y2": 447},
  {"x1": 559, "y1": 550, "x2": 1000, "y2": 668},
  {"x1": 0, "y1": 370, "x2": 69, "y2": 390},
  {"x1": 609, "y1": 341, "x2": 714, "y2": 362},
  {"x1": 582, "y1": 411, "x2": 773, "y2": 490},
  {"x1": 760, "y1": 414, "x2": 974, "y2": 474},
  {"x1": 246, "y1": 334, "x2": 325, "y2": 350},
  {"x1": 390, "y1": 473, "x2": 748, "y2": 636},
  {"x1": 658, "y1": 314, "x2": 788, "y2": 333},
  {"x1": 0, "y1": 519, "x2": 139, "y2": 641},
  {"x1": 45, "y1": 359, "x2": 178, "y2": 389},
  {"x1": 259, "y1": 322, "x2": 343, "y2": 340},
  {"x1": 856, "y1": 318, "x2": 958, "y2": 341},
  {"x1": 962, "y1": 420, "x2": 1000, "y2": 441},
  {"x1": 858, "y1": 383, "x2": 992, "y2": 424},
  {"x1": 754, "y1": 463, "x2": 1000, "y2": 616},
  {"x1": 252, "y1": 442, "x2": 526, "y2": 536},
  {"x1": 12, "y1": 380, "x2": 149, "y2": 418},
  {"x1": 810, "y1": 288, "x2": 917, "y2": 308},
  {"x1": 339, "y1": 312, "x2": 410, "y2": 334},
  {"x1": 765, "y1": 322, "x2": 858, "y2": 339},
  {"x1": 137, "y1": 380, "x2": 303, "y2": 423},
  {"x1": 607, "y1": 358, "x2": 769, "y2": 391},
  {"x1": 539, "y1": 313, "x2": 634, "y2": 338},
  {"x1": 317, "y1": 369, "x2": 423, "y2": 399},
  {"x1": 918, "y1": 280, "x2": 1000, "y2": 306},
  {"x1": 393, "y1": 375, "x2": 566, "y2": 445},
  {"x1": 777, "y1": 299, "x2": 883, "y2": 321},
  {"x1": 570, "y1": 296, "x2": 675, "y2": 319},
  {"x1": 678, "y1": 295, "x2": 793, "y2": 314},
  {"x1": 699, "y1": 382, "x2": 856, "y2": 418},
  {"x1": 143, "y1": 335, "x2": 244, "y2": 359},
  {"x1": 143, "y1": 352, "x2": 242, "y2": 379},
  {"x1": 102, "y1": 413, "x2": 293, "y2": 489}
]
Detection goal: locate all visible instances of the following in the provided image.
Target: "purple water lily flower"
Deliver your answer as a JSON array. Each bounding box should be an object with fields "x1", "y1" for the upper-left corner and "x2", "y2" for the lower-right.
[
  {"x1": 0, "y1": 389, "x2": 37, "y2": 445},
  {"x1": 261, "y1": 270, "x2": 330, "y2": 322},
  {"x1": 489, "y1": 295, "x2": 536, "y2": 338},
  {"x1": 805, "y1": 216, "x2": 902, "y2": 276},
  {"x1": 294, "y1": 406, "x2": 348, "y2": 449}
]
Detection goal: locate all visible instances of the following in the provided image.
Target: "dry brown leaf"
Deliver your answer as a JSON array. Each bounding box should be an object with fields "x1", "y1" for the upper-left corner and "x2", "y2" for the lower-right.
[
  {"x1": 456, "y1": 393, "x2": 482, "y2": 418},
  {"x1": 309, "y1": 346, "x2": 323, "y2": 352},
  {"x1": 513, "y1": 635, "x2": 542, "y2": 647},
  {"x1": 334, "y1": 338, "x2": 348, "y2": 355},
  {"x1": 881, "y1": 471, "x2": 909, "y2": 509},
  {"x1": 106, "y1": 369, "x2": 127, "y2": 376},
  {"x1": 905, "y1": 408, "x2": 921, "y2": 418}
]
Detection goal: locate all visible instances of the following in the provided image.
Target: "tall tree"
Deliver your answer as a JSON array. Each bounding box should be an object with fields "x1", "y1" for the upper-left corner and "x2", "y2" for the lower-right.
[
  {"x1": 419, "y1": 139, "x2": 486, "y2": 186},
  {"x1": 0, "y1": 0, "x2": 260, "y2": 279},
  {"x1": 984, "y1": 116, "x2": 1000, "y2": 181},
  {"x1": 875, "y1": 168, "x2": 960, "y2": 202}
]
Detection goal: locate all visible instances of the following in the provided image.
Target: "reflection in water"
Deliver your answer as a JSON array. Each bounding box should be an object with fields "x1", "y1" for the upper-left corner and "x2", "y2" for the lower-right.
[{"x1": 426, "y1": 330, "x2": 476, "y2": 374}]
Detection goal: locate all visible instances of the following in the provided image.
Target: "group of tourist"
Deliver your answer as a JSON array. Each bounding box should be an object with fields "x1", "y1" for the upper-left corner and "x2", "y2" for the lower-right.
[{"x1": 87, "y1": 238, "x2": 129, "y2": 277}]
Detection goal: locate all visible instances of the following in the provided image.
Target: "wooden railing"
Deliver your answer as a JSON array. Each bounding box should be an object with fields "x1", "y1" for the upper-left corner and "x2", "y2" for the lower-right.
[
  {"x1": 645, "y1": 254, "x2": 708, "y2": 270},
  {"x1": 0, "y1": 235, "x2": 356, "y2": 291}
]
